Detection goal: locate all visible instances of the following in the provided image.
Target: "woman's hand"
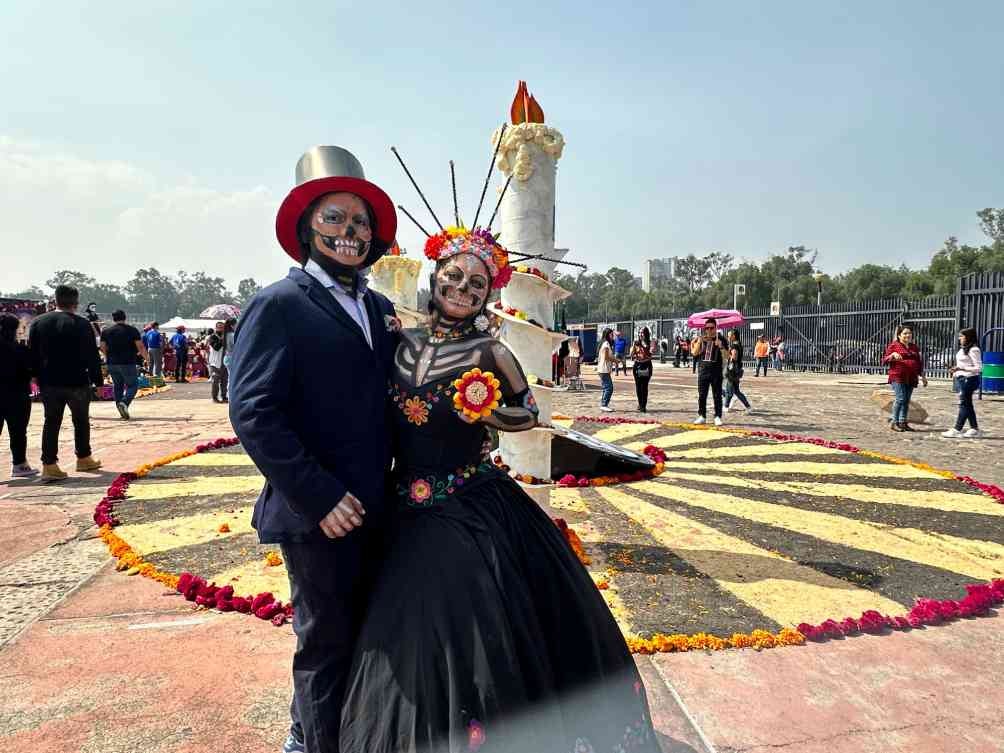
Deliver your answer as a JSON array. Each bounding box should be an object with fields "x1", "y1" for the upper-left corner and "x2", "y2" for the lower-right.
[
  {"x1": 889, "y1": 351, "x2": 903, "y2": 361},
  {"x1": 921, "y1": 376, "x2": 929, "y2": 387}
]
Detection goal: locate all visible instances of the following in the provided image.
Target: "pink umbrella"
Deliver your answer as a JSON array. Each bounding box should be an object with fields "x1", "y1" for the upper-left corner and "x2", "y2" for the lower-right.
[
  {"x1": 686, "y1": 308, "x2": 746, "y2": 329},
  {"x1": 199, "y1": 304, "x2": 241, "y2": 320}
]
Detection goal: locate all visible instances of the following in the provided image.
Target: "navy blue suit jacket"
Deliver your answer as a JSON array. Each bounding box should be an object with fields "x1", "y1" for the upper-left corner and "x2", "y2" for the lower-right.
[{"x1": 228, "y1": 267, "x2": 397, "y2": 543}]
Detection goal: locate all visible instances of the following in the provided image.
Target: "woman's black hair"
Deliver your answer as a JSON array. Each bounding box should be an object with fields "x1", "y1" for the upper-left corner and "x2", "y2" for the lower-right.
[
  {"x1": 0, "y1": 313, "x2": 19, "y2": 343},
  {"x1": 895, "y1": 324, "x2": 913, "y2": 338},
  {"x1": 728, "y1": 329, "x2": 740, "y2": 340},
  {"x1": 601, "y1": 327, "x2": 614, "y2": 343},
  {"x1": 640, "y1": 326, "x2": 651, "y2": 342},
  {"x1": 960, "y1": 327, "x2": 978, "y2": 354}
]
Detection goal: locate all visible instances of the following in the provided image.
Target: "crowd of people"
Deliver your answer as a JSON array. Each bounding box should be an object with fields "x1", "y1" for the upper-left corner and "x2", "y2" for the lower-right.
[
  {"x1": 0, "y1": 284, "x2": 237, "y2": 482},
  {"x1": 589, "y1": 321, "x2": 987, "y2": 436}
]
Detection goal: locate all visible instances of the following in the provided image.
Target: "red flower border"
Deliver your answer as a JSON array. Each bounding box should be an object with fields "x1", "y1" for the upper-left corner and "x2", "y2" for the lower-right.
[
  {"x1": 563, "y1": 415, "x2": 1004, "y2": 651},
  {"x1": 93, "y1": 437, "x2": 292, "y2": 627}
]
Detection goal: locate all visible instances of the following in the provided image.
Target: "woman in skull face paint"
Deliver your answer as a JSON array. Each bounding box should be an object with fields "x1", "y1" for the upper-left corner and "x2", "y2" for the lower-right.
[{"x1": 340, "y1": 229, "x2": 659, "y2": 753}]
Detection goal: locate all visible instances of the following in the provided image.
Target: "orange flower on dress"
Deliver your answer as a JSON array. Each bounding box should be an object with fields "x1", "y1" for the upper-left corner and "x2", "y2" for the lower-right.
[
  {"x1": 452, "y1": 368, "x2": 502, "y2": 420},
  {"x1": 218, "y1": 523, "x2": 231, "y2": 533},
  {"x1": 403, "y1": 396, "x2": 430, "y2": 426},
  {"x1": 264, "y1": 551, "x2": 283, "y2": 567}
]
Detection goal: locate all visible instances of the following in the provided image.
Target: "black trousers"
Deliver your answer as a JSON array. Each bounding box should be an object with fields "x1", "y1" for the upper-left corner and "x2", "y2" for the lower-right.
[
  {"x1": 40, "y1": 386, "x2": 92, "y2": 464},
  {"x1": 1, "y1": 391, "x2": 31, "y2": 466},
  {"x1": 697, "y1": 368, "x2": 723, "y2": 419},
  {"x1": 175, "y1": 352, "x2": 188, "y2": 381},
  {"x1": 282, "y1": 533, "x2": 379, "y2": 753},
  {"x1": 633, "y1": 362, "x2": 652, "y2": 411}
]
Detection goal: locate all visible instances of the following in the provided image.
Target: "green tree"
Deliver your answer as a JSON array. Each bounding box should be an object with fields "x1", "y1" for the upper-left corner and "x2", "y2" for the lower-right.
[
  {"x1": 175, "y1": 271, "x2": 232, "y2": 317},
  {"x1": 6, "y1": 285, "x2": 47, "y2": 300},
  {"x1": 127, "y1": 268, "x2": 180, "y2": 321},
  {"x1": 45, "y1": 270, "x2": 96, "y2": 292},
  {"x1": 929, "y1": 237, "x2": 983, "y2": 294},
  {"x1": 833, "y1": 265, "x2": 910, "y2": 301},
  {"x1": 236, "y1": 278, "x2": 262, "y2": 306},
  {"x1": 977, "y1": 208, "x2": 1004, "y2": 243}
]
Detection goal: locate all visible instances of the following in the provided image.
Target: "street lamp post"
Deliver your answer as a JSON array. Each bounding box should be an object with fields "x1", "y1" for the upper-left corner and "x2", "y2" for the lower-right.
[{"x1": 812, "y1": 272, "x2": 824, "y2": 370}]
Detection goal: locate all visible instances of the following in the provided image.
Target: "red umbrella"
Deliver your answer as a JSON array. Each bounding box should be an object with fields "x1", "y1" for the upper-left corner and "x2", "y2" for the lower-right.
[{"x1": 686, "y1": 308, "x2": 746, "y2": 329}]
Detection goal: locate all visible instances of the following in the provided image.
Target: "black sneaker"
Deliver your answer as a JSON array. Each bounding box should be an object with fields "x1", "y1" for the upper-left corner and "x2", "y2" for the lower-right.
[
  {"x1": 282, "y1": 733, "x2": 305, "y2": 753},
  {"x1": 116, "y1": 402, "x2": 130, "y2": 420}
]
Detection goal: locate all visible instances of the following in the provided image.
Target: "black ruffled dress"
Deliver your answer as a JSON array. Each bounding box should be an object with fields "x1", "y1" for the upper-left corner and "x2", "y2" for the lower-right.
[{"x1": 340, "y1": 364, "x2": 659, "y2": 753}]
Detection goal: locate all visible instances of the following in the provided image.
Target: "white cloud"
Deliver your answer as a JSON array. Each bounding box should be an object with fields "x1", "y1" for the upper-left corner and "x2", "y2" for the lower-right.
[{"x1": 0, "y1": 137, "x2": 288, "y2": 294}]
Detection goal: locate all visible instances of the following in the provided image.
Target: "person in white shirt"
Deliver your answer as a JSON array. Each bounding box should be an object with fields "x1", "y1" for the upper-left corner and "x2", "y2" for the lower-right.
[
  {"x1": 597, "y1": 327, "x2": 615, "y2": 412},
  {"x1": 943, "y1": 328, "x2": 983, "y2": 438}
]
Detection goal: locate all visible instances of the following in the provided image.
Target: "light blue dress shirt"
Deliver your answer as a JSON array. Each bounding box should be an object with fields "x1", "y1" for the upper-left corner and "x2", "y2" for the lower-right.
[{"x1": 303, "y1": 259, "x2": 373, "y2": 349}]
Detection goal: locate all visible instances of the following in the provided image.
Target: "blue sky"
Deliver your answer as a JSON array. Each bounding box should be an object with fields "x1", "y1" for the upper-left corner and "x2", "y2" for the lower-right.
[{"x1": 2, "y1": 1, "x2": 1001, "y2": 293}]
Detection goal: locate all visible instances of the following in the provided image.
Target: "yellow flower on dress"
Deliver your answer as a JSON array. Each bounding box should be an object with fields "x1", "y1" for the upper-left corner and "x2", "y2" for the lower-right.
[
  {"x1": 403, "y1": 396, "x2": 430, "y2": 426},
  {"x1": 452, "y1": 368, "x2": 502, "y2": 420},
  {"x1": 264, "y1": 551, "x2": 283, "y2": 567}
]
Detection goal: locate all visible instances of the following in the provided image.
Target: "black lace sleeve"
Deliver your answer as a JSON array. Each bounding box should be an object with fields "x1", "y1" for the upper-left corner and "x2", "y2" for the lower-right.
[{"x1": 480, "y1": 341, "x2": 538, "y2": 432}]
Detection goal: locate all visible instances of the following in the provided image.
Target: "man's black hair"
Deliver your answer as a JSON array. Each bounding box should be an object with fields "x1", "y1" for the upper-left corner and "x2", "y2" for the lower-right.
[
  {"x1": 54, "y1": 285, "x2": 79, "y2": 308},
  {"x1": 112, "y1": 310, "x2": 127, "y2": 322}
]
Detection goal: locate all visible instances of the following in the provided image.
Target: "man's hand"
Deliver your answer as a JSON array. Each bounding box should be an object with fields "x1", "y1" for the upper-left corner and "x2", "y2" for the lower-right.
[{"x1": 318, "y1": 492, "x2": 366, "y2": 538}]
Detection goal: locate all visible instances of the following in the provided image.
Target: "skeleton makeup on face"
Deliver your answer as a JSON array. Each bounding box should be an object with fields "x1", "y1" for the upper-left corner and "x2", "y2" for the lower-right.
[
  {"x1": 309, "y1": 192, "x2": 373, "y2": 268},
  {"x1": 433, "y1": 253, "x2": 491, "y2": 321}
]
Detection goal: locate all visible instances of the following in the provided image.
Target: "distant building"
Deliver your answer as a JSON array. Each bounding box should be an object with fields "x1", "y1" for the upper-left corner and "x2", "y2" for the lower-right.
[{"x1": 642, "y1": 257, "x2": 678, "y2": 292}]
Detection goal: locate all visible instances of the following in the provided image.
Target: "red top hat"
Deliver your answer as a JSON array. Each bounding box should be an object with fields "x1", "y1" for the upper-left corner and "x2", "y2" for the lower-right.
[{"x1": 275, "y1": 146, "x2": 397, "y2": 264}]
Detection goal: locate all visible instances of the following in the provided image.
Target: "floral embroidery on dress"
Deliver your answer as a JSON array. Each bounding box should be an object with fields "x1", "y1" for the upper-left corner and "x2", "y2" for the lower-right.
[
  {"x1": 398, "y1": 461, "x2": 496, "y2": 507},
  {"x1": 402, "y1": 396, "x2": 430, "y2": 426},
  {"x1": 389, "y1": 379, "x2": 454, "y2": 426}
]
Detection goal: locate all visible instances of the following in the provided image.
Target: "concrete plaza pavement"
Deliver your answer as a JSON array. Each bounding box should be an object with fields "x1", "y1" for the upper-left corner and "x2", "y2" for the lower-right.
[{"x1": 1, "y1": 373, "x2": 1002, "y2": 753}]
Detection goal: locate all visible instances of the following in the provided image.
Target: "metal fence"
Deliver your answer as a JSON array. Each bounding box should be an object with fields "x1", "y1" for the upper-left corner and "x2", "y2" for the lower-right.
[
  {"x1": 959, "y1": 272, "x2": 1004, "y2": 353},
  {"x1": 567, "y1": 273, "x2": 1004, "y2": 378}
]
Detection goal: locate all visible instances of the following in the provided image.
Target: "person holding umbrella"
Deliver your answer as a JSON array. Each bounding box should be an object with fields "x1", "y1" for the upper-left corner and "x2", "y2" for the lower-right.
[{"x1": 690, "y1": 318, "x2": 728, "y2": 425}]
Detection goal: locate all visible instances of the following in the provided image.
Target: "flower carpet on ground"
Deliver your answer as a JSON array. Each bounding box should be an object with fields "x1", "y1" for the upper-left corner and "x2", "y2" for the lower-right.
[{"x1": 97, "y1": 420, "x2": 1004, "y2": 651}]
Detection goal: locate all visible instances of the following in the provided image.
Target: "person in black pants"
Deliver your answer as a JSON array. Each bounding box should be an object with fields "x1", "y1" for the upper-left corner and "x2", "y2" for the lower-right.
[
  {"x1": 631, "y1": 327, "x2": 654, "y2": 412},
  {"x1": 1, "y1": 314, "x2": 37, "y2": 479},
  {"x1": 228, "y1": 146, "x2": 401, "y2": 753},
  {"x1": 27, "y1": 284, "x2": 104, "y2": 482},
  {"x1": 692, "y1": 318, "x2": 728, "y2": 425}
]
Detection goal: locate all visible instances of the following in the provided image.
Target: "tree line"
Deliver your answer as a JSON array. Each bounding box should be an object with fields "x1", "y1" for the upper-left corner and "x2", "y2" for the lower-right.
[
  {"x1": 554, "y1": 208, "x2": 1004, "y2": 322},
  {"x1": 4, "y1": 269, "x2": 263, "y2": 321}
]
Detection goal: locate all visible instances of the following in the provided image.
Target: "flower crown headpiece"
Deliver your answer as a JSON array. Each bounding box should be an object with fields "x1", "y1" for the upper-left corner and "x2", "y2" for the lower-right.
[
  {"x1": 390, "y1": 127, "x2": 522, "y2": 292},
  {"x1": 424, "y1": 226, "x2": 513, "y2": 289}
]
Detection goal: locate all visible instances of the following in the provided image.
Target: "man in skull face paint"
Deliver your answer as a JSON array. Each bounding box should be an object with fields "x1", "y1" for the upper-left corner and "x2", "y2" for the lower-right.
[{"x1": 228, "y1": 146, "x2": 399, "y2": 753}]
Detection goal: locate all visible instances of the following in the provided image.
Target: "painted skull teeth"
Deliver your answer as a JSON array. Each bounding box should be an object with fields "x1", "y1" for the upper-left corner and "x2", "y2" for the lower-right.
[
  {"x1": 445, "y1": 289, "x2": 477, "y2": 306},
  {"x1": 321, "y1": 236, "x2": 368, "y2": 256}
]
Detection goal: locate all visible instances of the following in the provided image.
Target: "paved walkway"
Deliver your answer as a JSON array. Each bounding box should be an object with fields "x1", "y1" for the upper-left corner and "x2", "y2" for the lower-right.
[{"x1": 1, "y1": 377, "x2": 1001, "y2": 752}]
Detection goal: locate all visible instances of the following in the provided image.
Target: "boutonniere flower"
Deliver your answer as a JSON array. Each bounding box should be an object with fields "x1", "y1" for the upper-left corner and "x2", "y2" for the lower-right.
[{"x1": 384, "y1": 314, "x2": 402, "y2": 333}]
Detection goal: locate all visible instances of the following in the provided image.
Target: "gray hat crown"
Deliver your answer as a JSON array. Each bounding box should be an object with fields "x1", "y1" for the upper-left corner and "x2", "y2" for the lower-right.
[{"x1": 294, "y1": 146, "x2": 366, "y2": 187}]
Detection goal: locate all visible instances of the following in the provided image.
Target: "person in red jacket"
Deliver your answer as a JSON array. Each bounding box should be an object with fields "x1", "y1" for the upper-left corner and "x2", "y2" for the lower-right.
[{"x1": 882, "y1": 325, "x2": 927, "y2": 431}]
